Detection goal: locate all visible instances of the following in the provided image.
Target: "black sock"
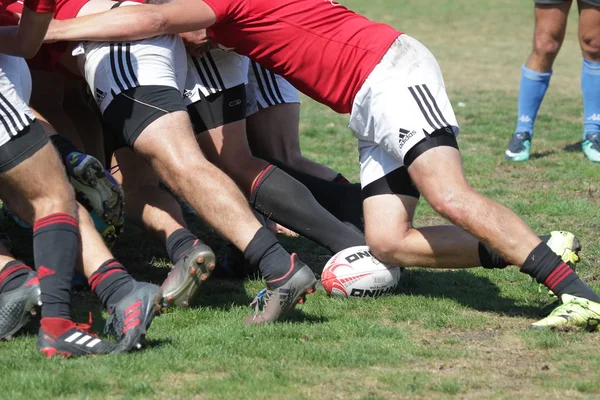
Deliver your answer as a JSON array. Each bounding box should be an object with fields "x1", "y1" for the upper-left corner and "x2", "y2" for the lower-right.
[
  {"x1": 244, "y1": 227, "x2": 297, "y2": 288},
  {"x1": 249, "y1": 165, "x2": 365, "y2": 253},
  {"x1": 166, "y1": 228, "x2": 200, "y2": 264},
  {"x1": 264, "y1": 159, "x2": 363, "y2": 229},
  {"x1": 479, "y1": 235, "x2": 563, "y2": 270},
  {"x1": 0, "y1": 260, "x2": 32, "y2": 294},
  {"x1": 478, "y1": 242, "x2": 509, "y2": 269},
  {"x1": 88, "y1": 259, "x2": 135, "y2": 309},
  {"x1": 522, "y1": 243, "x2": 600, "y2": 302},
  {"x1": 49, "y1": 135, "x2": 80, "y2": 161},
  {"x1": 33, "y1": 213, "x2": 79, "y2": 319}
]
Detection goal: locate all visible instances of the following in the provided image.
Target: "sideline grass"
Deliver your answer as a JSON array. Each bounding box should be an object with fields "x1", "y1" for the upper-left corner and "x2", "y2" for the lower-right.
[{"x1": 1, "y1": 1, "x2": 599, "y2": 399}]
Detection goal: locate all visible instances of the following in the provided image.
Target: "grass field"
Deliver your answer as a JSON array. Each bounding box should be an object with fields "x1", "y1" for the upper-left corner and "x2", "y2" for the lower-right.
[{"x1": 2, "y1": 0, "x2": 600, "y2": 399}]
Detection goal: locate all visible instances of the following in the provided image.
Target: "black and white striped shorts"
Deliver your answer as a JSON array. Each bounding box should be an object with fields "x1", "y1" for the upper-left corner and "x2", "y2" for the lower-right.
[
  {"x1": 80, "y1": 34, "x2": 187, "y2": 114},
  {"x1": 0, "y1": 55, "x2": 35, "y2": 144},
  {"x1": 246, "y1": 60, "x2": 300, "y2": 116},
  {"x1": 0, "y1": 55, "x2": 49, "y2": 172},
  {"x1": 349, "y1": 35, "x2": 460, "y2": 188}
]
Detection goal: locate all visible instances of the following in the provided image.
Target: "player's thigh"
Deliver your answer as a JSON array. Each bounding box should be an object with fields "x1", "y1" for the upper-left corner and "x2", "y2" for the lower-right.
[
  {"x1": 578, "y1": 1, "x2": 600, "y2": 59},
  {"x1": 405, "y1": 145, "x2": 471, "y2": 216},
  {"x1": 246, "y1": 102, "x2": 302, "y2": 158},
  {"x1": 0, "y1": 138, "x2": 74, "y2": 222},
  {"x1": 194, "y1": 119, "x2": 258, "y2": 169},
  {"x1": 362, "y1": 164, "x2": 420, "y2": 251},
  {"x1": 533, "y1": 1, "x2": 571, "y2": 47}
]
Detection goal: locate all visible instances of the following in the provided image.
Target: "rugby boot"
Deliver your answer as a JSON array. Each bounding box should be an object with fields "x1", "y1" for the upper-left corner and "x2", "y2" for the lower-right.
[
  {"x1": 104, "y1": 281, "x2": 162, "y2": 353},
  {"x1": 538, "y1": 231, "x2": 581, "y2": 299},
  {"x1": 540, "y1": 231, "x2": 581, "y2": 267},
  {"x1": 582, "y1": 133, "x2": 600, "y2": 163},
  {"x1": 530, "y1": 294, "x2": 600, "y2": 331},
  {"x1": 161, "y1": 242, "x2": 216, "y2": 308},
  {"x1": 65, "y1": 152, "x2": 125, "y2": 226},
  {"x1": 244, "y1": 254, "x2": 317, "y2": 324},
  {"x1": 37, "y1": 318, "x2": 117, "y2": 357},
  {"x1": 0, "y1": 271, "x2": 41, "y2": 340},
  {"x1": 505, "y1": 131, "x2": 531, "y2": 161}
]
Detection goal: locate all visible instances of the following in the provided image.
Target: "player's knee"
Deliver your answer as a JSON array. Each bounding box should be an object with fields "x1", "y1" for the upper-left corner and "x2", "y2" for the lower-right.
[
  {"x1": 29, "y1": 188, "x2": 77, "y2": 221},
  {"x1": 426, "y1": 188, "x2": 469, "y2": 224},
  {"x1": 367, "y1": 232, "x2": 404, "y2": 265},
  {"x1": 580, "y1": 35, "x2": 600, "y2": 61},
  {"x1": 532, "y1": 35, "x2": 562, "y2": 59}
]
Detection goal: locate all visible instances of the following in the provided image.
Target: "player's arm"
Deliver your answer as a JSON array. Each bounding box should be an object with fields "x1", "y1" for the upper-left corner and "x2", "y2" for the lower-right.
[
  {"x1": 45, "y1": 0, "x2": 216, "y2": 43},
  {"x1": 0, "y1": 0, "x2": 55, "y2": 58}
]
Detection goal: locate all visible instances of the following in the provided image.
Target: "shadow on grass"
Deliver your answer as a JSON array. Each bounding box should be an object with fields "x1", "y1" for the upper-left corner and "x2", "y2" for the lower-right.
[
  {"x1": 397, "y1": 269, "x2": 541, "y2": 318},
  {"x1": 563, "y1": 141, "x2": 583, "y2": 153},
  {"x1": 190, "y1": 278, "x2": 252, "y2": 310},
  {"x1": 529, "y1": 149, "x2": 556, "y2": 160}
]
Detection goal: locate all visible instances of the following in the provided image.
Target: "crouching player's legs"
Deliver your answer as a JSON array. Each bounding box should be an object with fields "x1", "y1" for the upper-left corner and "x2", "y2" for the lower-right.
[
  {"x1": 244, "y1": 65, "x2": 363, "y2": 229},
  {"x1": 356, "y1": 35, "x2": 599, "y2": 330},
  {"x1": 110, "y1": 147, "x2": 215, "y2": 308},
  {"x1": 0, "y1": 54, "x2": 116, "y2": 356},
  {"x1": 186, "y1": 52, "x2": 364, "y2": 253},
  {"x1": 85, "y1": 38, "x2": 315, "y2": 323},
  {"x1": 245, "y1": 62, "x2": 340, "y2": 182}
]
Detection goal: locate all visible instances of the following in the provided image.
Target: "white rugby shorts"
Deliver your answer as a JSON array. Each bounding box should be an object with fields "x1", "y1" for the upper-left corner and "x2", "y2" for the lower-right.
[
  {"x1": 0, "y1": 54, "x2": 35, "y2": 146},
  {"x1": 77, "y1": 3, "x2": 188, "y2": 114},
  {"x1": 246, "y1": 60, "x2": 300, "y2": 116},
  {"x1": 183, "y1": 48, "x2": 247, "y2": 106},
  {"x1": 349, "y1": 34, "x2": 459, "y2": 188}
]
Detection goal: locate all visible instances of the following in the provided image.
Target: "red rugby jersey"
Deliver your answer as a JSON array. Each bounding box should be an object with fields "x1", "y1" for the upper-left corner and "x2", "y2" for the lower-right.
[{"x1": 204, "y1": 0, "x2": 401, "y2": 114}]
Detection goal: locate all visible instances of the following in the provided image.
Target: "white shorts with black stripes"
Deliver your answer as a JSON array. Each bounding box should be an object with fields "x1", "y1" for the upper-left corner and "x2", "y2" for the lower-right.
[
  {"x1": 183, "y1": 49, "x2": 247, "y2": 106},
  {"x1": 0, "y1": 55, "x2": 35, "y2": 146},
  {"x1": 349, "y1": 34, "x2": 459, "y2": 188},
  {"x1": 78, "y1": 34, "x2": 188, "y2": 114},
  {"x1": 246, "y1": 60, "x2": 300, "y2": 116}
]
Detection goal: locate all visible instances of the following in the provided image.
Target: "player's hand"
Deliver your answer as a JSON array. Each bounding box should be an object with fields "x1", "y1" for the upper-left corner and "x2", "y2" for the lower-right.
[{"x1": 180, "y1": 29, "x2": 216, "y2": 58}]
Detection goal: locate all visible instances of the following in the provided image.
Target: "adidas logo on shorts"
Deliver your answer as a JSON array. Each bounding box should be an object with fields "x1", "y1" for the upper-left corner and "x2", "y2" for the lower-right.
[{"x1": 95, "y1": 88, "x2": 107, "y2": 104}]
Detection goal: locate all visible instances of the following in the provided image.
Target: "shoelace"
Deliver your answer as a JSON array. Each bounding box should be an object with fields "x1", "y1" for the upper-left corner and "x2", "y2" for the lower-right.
[
  {"x1": 250, "y1": 289, "x2": 272, "y2": 315},
  {"x1": 73, "y1": 313, "x2": 99, "y2": 338},
  {"x1": 104, "y1": 309, "x2": 121, "y2": 337}
]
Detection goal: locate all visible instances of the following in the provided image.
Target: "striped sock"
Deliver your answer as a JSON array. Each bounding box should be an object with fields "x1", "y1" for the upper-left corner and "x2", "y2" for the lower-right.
[
  {"x1": 88, "y1": 259, "x2": 134, "y2": 309},
  {"x1": 33, "y1": 213, "x2": 79, "y2": 319},
  {"x1": 522, "y1": 242, "x2": 600, "y2": 302},
  {"x1": 0, "y1": 260, "x2": 32, "y2": 294}
]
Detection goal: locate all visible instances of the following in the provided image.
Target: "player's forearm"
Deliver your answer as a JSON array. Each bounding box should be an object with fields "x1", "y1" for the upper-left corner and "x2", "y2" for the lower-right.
[
  {"x1": 45, "y1": 6, "x2": 166, "y2": 43},
  {"x1": 45, "y1": 0, "x2": 215, "y2": 43},
  {"x1": 0, "y1": 11, "x2": 52, "y2": 58}
]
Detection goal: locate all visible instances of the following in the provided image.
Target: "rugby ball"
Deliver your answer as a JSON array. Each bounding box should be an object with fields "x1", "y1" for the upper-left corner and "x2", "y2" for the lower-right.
[{"x1": 321, "y1": 246, "x2": 401, "y2": 298}]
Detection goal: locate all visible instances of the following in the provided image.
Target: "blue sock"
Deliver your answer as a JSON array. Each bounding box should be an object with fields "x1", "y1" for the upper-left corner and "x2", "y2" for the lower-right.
[
  {"x1": 582, "y1": 58, "x2": 600, "y2": 140},
  {"x1": 515, "y1": 65, "x2": 552, "y2": 137}
]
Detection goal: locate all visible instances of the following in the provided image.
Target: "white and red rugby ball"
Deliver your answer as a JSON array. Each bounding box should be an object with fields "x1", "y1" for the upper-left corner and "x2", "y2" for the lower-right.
[{"x1": 321, "y1": 246, "x2": 401, "y2": 298}]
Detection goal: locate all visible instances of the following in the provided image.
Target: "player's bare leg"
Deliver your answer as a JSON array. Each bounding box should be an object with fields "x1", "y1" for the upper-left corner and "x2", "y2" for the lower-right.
[
  {"x1": 134, "y1": 111, "x2": 263, "y2": 251},
  {"x1": 132, "y1": 110, "x2": 316, "y2": 322},
  {"x1": 245, "y1": 102, "x2": 363, "y2": 229},
  {"x1": 527, "y1": 2, "x2": 571, "y2": 72},
  {"x1": 364, "y1": 193, "x2": 481, "y2": 268},
  {"x1": 246, "y1": 103, "x2": 338, "y2": 181},
  {"x1": 195, "y1": 119, "x2": 364, "y2": 252},
  {"x1": 110, "y1": 148, "x2": 215, "y2": 307}
]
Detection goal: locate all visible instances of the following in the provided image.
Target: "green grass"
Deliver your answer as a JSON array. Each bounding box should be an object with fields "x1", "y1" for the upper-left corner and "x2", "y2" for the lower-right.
[{"x1": 2, "y1": 0, "x2": 600, "y2": 398}]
